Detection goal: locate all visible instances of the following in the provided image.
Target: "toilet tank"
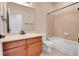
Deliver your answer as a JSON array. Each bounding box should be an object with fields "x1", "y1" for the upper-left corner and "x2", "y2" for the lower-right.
[{"x1": 42, "y1": 34, "x2": 46, "y2": 41}]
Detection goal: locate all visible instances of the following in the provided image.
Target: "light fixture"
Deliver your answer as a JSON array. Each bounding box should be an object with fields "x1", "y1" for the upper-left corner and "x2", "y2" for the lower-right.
[
  {"x1": 25, "y1": 2, "x2": 30, "y2": 4},
  {"x1": 14, "y1": 2, "x2": 30, "y2": 7}
]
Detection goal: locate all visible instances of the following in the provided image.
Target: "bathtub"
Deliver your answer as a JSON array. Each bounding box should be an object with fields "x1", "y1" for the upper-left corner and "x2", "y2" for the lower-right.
[{"x1": 48, "y1": 37, "x2": 78, "y2": 56}]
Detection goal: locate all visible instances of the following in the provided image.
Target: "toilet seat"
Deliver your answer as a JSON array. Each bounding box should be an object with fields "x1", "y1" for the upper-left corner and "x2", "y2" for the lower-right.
[
  {"x1": 43, "y1": 40, "x2": 53, "y2": 47},
  {"x1": 43, "y1": 40, "x2": 53, "y2": 52},
  {"x1": 42, "y1": 34, "x2": 53, "y2": 52}
]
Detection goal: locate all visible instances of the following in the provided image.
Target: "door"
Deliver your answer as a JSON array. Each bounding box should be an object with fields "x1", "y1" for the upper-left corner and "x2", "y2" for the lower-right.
[{"x1": 0, "y1": 2, "x2": 4, "y2": 56}]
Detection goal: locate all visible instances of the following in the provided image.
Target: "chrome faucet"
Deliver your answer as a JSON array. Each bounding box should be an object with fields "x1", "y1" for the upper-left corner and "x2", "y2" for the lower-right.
[{"x1": 19, "y1": 30, "x2": 25, "y2": 35}]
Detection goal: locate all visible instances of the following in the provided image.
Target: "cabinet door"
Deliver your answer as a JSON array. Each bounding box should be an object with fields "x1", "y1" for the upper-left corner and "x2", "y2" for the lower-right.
[
  {"x1": 27, "y1": 42, "x2": 42, "y2": 56},
  {"x1": 3, "y1": 45, "x2": 26, "y2": 56},
  {"x1": 3, "y1": 40, "x2": 26, "y2": 51}
]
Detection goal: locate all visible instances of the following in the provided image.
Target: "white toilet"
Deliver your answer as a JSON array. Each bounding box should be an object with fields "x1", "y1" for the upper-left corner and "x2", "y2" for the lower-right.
[{"x1": 42, "y1": 34, "x2": 53, "y2": 52}]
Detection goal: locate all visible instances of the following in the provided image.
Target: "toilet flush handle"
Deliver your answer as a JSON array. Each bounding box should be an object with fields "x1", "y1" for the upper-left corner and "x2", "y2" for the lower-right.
[{"x1": 0, "y1": 34, "x2": 5, "y2": 39}]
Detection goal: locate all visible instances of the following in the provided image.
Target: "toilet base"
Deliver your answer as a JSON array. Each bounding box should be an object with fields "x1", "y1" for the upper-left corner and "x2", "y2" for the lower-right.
[
  {"x1": 43, "y1": 44, "x2": 52, "y2": 53},
  {"x1": 46, "y1": 47, "x2": 52, "y2": 53}
]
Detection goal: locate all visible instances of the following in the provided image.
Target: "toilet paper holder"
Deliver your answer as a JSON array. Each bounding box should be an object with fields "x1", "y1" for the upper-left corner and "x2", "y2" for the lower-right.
[{"x1": 64, "y1": 32, "x2": 69, "y2": 36}]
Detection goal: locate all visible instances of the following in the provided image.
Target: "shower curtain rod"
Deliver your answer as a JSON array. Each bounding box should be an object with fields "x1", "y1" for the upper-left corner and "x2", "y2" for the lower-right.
[{"x1": 48, "y1": 2, "x2": 79, "y2": 14}]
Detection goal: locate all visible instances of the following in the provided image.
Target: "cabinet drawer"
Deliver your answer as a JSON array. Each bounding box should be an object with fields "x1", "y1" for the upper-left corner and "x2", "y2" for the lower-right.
[
  {"x1": 3, "y1": 45, "x2": 26, "y2": 56},
  {"x1": 3, "y1": 40, "x2": 26, "y2": 51},
  {"x1": 27, "y1": 36, "x2": 42, "y2": 45},
  {"x1": 27, "y1": 42, "x2": 42, "y2": 56}
]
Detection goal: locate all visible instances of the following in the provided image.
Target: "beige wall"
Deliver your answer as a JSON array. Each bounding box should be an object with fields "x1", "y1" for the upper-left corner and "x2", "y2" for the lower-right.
[
  {"x1": 47, "y1": 14, "x2": 55, "y2": 37},
  {"x1": 6, "y1": 2, "x2": 79, "y2": 41},
  {"x1": 7, "y1": 2, "x2": 54, "y2": 34},
  {"x1": 25, "y1": 2, "x2": 79, "y2": 41},
  {"x1": 7, "y1": 2, "x2": 35, "y2": 33},
  {"x1": 30, "y1": 2, "x2": 54, "y2": 33},
  {"x1": 48, "y1": 3, "x2": 79, "y2": 41}
]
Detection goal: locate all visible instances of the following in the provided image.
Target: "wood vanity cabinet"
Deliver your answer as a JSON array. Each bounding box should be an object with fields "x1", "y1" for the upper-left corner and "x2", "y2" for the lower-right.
[
  {"x1": 3, "y1": 40, "x2": 26, "y2": 56},
  {"x1": 3, "y1": 36, "x2": 42, "y2": 56},
  {"x1": 26, "y1": 37, "x2": 42, "y2": 56}
]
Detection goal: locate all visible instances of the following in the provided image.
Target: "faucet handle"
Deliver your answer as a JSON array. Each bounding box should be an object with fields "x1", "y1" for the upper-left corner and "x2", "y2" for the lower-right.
[{"x1": 19, "y1": 30, "x2": 25, "y2": 35}]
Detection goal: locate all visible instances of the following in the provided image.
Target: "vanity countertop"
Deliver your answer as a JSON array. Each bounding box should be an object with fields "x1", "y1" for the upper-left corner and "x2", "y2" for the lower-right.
[{"x1": 3, "y1": 33, "x2": 42, "y2": 43}]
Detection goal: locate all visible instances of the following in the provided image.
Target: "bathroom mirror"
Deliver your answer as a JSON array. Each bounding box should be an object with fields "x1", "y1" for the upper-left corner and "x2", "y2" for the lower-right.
[
  {"x1": 9, "y1": 12, "x2": 22, "y2": 33},
  {"x1": 7, "y1": 2, "x2": 35, "y2": 34}
]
